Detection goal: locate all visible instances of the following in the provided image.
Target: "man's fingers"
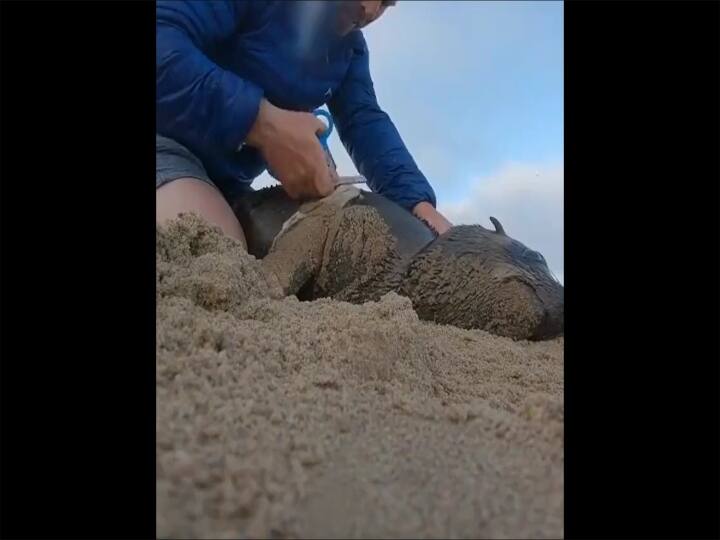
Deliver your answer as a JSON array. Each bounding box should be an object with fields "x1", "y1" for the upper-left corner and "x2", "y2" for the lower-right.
[
  {"x1": 283, "y1": 183, "x2": 300, "y2": 200},
  {"x1": 312, "y1": 115, "x2": 330, "y2": 135},
  {"x1": 315, "y1": 169, "x2": 334, "y2": 197},
  {"x1": 311, "y1": 155, "x2": 335, "y2": 197},
  {"x1": 307, "y1": 140, "x2": 333, "y2": 195},
  {"x1": 310, "y1": 114, "x2": 329, "y2": 137}
]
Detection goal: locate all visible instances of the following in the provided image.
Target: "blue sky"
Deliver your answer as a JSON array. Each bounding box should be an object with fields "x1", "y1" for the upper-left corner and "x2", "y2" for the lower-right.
[{"x1": 256, "y1": 1, "x2": 564, "y2": 281}]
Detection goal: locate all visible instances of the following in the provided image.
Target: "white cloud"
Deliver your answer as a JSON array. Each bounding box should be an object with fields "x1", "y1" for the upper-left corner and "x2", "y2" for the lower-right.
[{"x1": 438, "y1": 162, "x2": 564, "y2": 280}]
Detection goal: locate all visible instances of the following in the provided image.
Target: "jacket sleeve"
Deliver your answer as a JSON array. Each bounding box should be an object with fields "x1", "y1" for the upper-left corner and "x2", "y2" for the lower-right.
[
  {"x1": 328, "y1": 33, "x2": 437, "y2": 212},
  {"x1": 156, "y1": 0, "x2": 264, "y2": 154}
]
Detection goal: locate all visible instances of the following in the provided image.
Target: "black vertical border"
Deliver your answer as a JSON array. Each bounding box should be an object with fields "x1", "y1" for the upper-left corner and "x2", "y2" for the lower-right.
[
  {"x1": 565, "y1": 1, "x2": 719, "y2": 538},
  {"x1": 0, "y1": 1, "x2": 156, "y2": 538}
]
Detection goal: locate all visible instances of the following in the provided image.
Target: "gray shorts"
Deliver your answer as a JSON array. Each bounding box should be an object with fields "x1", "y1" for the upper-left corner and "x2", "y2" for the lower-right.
[{"x1": 156, "y1": 134, "x2": 216, "y2": 190}]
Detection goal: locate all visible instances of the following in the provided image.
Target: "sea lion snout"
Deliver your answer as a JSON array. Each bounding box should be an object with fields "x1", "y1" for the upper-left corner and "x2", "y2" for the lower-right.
[
  {"x1": 491, "y1": 268, "x2": 564, "y2": 341},
  {"x1": 537, "y1": 286, "x2": 564, "y2": 340},
  {"x1": 531, "y1": 298, "x2": 564, "y2": 340}
]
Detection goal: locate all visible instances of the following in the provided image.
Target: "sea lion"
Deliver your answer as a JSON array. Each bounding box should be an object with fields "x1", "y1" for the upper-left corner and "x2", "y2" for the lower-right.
[{"x1": 232, "y1": 185, "x2": 563, "y2": 341}]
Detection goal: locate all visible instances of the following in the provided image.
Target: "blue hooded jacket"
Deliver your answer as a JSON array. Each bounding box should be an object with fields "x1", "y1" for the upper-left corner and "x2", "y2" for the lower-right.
[{"x1": 156, "y1": 0, "x2": 437, "y2": 211}]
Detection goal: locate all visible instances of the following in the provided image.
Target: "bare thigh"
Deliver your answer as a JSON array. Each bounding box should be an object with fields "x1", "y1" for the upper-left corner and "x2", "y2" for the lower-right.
[{"x1": 156, "y1": 177, "x2": 247, "y2": 249}]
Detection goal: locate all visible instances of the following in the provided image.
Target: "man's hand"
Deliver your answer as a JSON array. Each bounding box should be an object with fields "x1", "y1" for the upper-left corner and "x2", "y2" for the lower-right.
[
  {"x1": 246, "y1": 99, "x2": 336, "y2": 200},
  {"x1": 413, "y1": 201, "x2": 453, "y2": 235}
]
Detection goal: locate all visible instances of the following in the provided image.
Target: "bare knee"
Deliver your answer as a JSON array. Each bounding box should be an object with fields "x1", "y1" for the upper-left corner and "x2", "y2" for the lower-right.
[{"x1": 156, "y1": 177, "x2": 247, "y2": 249}]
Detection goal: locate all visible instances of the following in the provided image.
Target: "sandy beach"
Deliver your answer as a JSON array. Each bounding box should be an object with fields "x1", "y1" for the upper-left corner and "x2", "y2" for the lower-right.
[{"x1": 156, "y1": 215, "x2": 564, "y2": 539}]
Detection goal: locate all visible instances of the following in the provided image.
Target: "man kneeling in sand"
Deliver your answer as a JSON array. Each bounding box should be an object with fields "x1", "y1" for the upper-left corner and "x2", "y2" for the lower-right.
[{"x1": 156, "y1": 0, "x2": 453, "y2": 247}]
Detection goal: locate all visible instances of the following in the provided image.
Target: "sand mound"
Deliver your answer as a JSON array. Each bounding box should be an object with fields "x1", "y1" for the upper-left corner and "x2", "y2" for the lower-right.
[{"x1": 157, "y1": 215, "x2": 564, "y2": 539}]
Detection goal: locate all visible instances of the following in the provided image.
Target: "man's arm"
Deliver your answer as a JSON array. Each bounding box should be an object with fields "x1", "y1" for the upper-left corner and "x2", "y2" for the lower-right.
[
  {"x1": 157, "y1": 1, "x2": 334, "y2": 199},
  {"x1": 156, "y1": 0, "x2": 264, "y2": 154},
  {"x1": 328, "y1": 32, "x2": 445, "y2": 219}
]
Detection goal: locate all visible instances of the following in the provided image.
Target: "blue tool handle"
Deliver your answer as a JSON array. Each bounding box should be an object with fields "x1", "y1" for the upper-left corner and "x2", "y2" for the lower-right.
[{"x1": 313, "y1": 109, "x2": 333, "y2": 149}]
